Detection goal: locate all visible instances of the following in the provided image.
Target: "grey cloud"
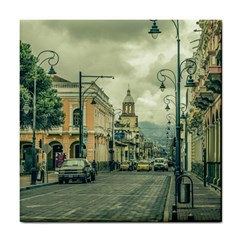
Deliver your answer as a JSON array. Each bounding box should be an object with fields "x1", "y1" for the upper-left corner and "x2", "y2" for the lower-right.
[
  {"x1": 40, "y1": 20, "x2": 151, "y2": 43},
  {"x1": 20, "y1": 19, "x2": 198, "y2": 126}
]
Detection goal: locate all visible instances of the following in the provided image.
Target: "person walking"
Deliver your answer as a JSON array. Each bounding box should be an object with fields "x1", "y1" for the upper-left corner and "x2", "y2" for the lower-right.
[
  {"x1": 92, "y1": 160, "x2": 97, "y2": 175},
  {"x1": 111, "y1": 160, "x2": 115, "y2": 171},
  {"x1": 40, "y1": 163, "x2": 45, "y2": 183}
]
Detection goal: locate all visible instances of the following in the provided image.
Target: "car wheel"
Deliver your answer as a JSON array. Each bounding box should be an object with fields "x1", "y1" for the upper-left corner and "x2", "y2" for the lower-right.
[
  {"x1": 58, "y1": 179, "x2": 63, "y2": 184},
  {"x1": 91, "y1": 172, "x2": 96, "y2": 181},
  {"x1": 65, "y1": 179, "x2": 69, "y2": 184},
  {"x1": 87, "y1": 173, "x2": 92, "y2": 183},
  {"x1": 82, "y1": 174, "x2": 87, "y2": 183}
]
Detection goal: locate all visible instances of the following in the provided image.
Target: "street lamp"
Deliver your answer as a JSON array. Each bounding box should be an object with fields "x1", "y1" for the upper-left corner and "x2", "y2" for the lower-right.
[
  {"x1": 31, "y1": 50, "x2": 59, "y2": 185},
  {"x1": 166, "y1": 113, "x2": 176, "y2": 124},
  {"x1": 150, "y1": 20, "x2": 197, "y2": 178},
  {"x1": 180, "y1": 108, "x2": 189, "y2": 171},
  {"x1": 148, "y1": 20, "x2": 161, "y2": 39},
  {"x1": 163, "y1": 94, "x2": 176, "y2": 111},
  {"x1": 78, "y1": 72, "x2": 114, "y2": 158},
  {"x1": 163, "y1": 95, "x2": 187, "y2": 116}
]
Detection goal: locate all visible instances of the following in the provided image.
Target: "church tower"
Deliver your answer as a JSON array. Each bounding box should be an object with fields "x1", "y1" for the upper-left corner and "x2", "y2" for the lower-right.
[{"x1": 120, "y1": 87, "x2": 138, "y2": 128}]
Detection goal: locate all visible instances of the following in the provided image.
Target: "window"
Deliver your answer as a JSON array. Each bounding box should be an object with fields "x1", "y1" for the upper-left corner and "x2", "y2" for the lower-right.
[{"x1": 73, "y1": 108, "x2": 80, "y2": 127}]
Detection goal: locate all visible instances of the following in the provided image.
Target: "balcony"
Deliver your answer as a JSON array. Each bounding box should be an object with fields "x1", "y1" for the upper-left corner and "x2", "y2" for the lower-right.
[
  {"x1": 192, "y1": 91, "x2": 214, "y2": 111},
  {"x1": 208, "y1": 65, "x2": 222, "y2": 75},
  {"x1": 205, "y1": 65, "x2": 222, "y2": 94}
]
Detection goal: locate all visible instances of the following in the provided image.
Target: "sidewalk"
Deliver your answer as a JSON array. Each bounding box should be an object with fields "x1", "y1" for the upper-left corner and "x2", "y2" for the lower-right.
[
  {"x1": 165, "y1": 171, "x2": 222, "y2": 222},
  {"x1": 20, "y1": 172, "x2": 58, "y2": 191}
]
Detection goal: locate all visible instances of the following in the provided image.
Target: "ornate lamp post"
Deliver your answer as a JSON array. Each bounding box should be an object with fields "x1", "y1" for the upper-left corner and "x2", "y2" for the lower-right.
[
  {"x1": 31, "y1": 50, "x2": 59, "y2": 185},
  {"x1": 149, "y1": 20, "x2": 197, "y2": 177},
  {"x1": 149, "y1": 22, "x2": 197, "y2": 219},
  {"x1": 158, "y1": 67, "x2": 195, "y2": 176},
  {"x1": 163, "y1": 94, "x2": 176, "y2": 111},
  {"x1": 180, "y1": 106, "x2": 189, "y2": 171}
]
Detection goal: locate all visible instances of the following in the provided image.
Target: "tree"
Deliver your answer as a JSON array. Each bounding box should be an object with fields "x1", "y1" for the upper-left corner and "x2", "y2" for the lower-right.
[{"x1": 20, "y1": 41, "x2": 65, "y2": 130}]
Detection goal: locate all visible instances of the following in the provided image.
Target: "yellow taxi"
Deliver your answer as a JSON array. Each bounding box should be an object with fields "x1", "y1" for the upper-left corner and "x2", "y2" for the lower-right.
[
  {"x1": 120, "y1": 161, "x2": 131, "y2": 171},
  {"x1": 136, "y1": 160, "x2": 152, "y2": 171}
]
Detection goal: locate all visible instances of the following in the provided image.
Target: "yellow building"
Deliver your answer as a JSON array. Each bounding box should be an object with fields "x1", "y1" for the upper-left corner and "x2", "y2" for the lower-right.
[{"x1": 20, "y1": 75, "x2": 114, "y2": 170}]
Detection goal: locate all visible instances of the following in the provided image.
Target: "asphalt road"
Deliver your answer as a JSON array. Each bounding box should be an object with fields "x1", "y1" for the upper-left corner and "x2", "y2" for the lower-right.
[{"x1": 20, "y1": 171, "x2": 173, "y2": 222}]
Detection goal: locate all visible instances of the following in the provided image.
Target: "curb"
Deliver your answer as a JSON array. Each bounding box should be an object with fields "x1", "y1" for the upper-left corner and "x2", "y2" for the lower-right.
[
  {"x1": 20, "y1": 182, "x2": 58, "y2": 191},
  {"x1": 163, "y1": 174, "x2": 174, "y2": 222}
]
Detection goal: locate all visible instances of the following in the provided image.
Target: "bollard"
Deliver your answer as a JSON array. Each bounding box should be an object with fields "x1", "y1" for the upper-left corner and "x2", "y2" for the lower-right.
[
  {"x1": 188, "y1": 213, "x2": 194, "y2": 221},
  {"x1": 178, "y1": 183, "x2": 191, "y2": 203},
  {"x1": 172, "y1": 210, "x2": 178, "y2": 222},
  {"x1": 172, "y1": 204, "x2": 177, "y2": 211}
]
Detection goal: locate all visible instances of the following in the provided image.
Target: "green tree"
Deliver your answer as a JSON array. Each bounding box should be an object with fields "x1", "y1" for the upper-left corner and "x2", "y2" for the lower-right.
[{"x1": 20, "y1": 41, "x2": 65, "y2": 130}]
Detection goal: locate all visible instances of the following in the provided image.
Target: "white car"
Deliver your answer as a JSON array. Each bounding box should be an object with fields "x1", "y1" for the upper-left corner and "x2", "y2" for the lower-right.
[{"x1": 153, "y1": 158, "x2": 169, "y2": 171}]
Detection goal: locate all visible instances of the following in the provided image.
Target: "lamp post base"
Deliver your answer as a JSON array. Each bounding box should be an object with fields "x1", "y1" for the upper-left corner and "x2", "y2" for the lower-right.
[{"x1": 30, "y1": 167, "x2": 37, "y2": 185}]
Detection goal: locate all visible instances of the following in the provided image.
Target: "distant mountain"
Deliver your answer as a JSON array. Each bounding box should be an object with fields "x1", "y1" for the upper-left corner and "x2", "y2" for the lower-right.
[{"x1": 138, "y1": 121, "x2": 168, "y2": 146}]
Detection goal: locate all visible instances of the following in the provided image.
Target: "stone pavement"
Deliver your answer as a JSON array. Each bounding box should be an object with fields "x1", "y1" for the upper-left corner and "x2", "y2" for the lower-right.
[
  {"x1": 20, "y1": 170, "x2": 222, "y2": 222},
  {"x1": 164, "y1": 171, "x2": 222, "y2": 222}
]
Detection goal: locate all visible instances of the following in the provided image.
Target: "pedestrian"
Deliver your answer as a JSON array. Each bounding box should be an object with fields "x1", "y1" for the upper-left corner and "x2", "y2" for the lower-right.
[
  {"x1": 111, "y1": 160, "x2": 115, "y2": 171},
  {"x1": 116, "y1": 160, "x2": 120, "y2": 169},
  {"x1": 40, "y1": 163, "x2": 45, "y2": 183},
  {"x1": 109, "y1": 161, "x2": 112, "y2": 172},
  {"x1": 20, "y1": 161, "x2": 25, "y2": 176},
  {"x1": 92, "y1": 160, "x2": 97, "y2": 175}
]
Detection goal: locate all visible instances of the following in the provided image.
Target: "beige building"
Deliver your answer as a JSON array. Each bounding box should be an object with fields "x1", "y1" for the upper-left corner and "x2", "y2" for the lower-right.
[
  {"x1": 186, "y1": 20, "x2": 222, "y2": 189},
  {"x1": 20, "y1": 75, "x2": 114, "y2": 170}
]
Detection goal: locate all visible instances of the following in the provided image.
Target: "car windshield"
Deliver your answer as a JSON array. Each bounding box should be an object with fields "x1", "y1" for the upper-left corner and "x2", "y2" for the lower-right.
[{"x1": 62, "y1": 160, "x2": 85, "y2": 167}]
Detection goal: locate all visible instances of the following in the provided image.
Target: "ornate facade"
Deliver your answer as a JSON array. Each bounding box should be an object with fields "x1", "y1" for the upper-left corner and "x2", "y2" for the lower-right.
[
  {"x1": 20, "y1": 75, "x2": 114, "y2": 170},
  {"x1": 187, "y1": 20, "x2": 222, "y2": 189}
]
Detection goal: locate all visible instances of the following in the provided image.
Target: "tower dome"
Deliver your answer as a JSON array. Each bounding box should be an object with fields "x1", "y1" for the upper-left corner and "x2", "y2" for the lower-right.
[
  {"x1": 120, "y1": 87, "x2": 138, "y2": 128},
  {"x1": 123, "y1": 89, "x2": 134, "y2": 103},
  {"x1": 122, "y1": 88, "x2": 135, "y2": 116}
]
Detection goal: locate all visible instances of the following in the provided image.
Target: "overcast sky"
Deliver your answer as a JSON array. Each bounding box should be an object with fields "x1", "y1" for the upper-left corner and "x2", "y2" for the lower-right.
[{"x1": 20, "y1": 20, "x2": 200, "y2": 126}]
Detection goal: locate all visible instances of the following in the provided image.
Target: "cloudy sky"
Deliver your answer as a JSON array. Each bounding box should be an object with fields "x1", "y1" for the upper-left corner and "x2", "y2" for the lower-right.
[{"x1": 20, "y1": 20, "x2": 200, "y2": 127}]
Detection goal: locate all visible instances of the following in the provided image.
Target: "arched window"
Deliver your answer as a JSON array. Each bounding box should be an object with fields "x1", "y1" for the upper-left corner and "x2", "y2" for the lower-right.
[{"x1": 73, "y1": 108, "x2": 80, "y2": 127}]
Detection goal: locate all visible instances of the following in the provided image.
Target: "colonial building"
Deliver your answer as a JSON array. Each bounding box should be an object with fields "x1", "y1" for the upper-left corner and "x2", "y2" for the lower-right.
[
  {"x1": 186, "y1": 20, "x2": 222, "y2": 189},
  {"x1": 20, "y1": 75, "x2": 114, "y2": 170},
  {"x1": 114, "y1": 88, "x2": 141, "y2": 162}
]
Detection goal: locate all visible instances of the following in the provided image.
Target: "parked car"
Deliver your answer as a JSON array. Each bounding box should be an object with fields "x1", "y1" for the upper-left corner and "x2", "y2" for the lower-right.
[
  {"x1": 58, "y1": 158, "x2": 96, "y2": 184},
  {"x1": 120, "y1": 161, "x2": 132, "y2": 171},
  {"x1": 167, "y1": 159, "x2": 174, "y2": 167},
  {"x1": 137, "y1": 160, "x2": 152, "y2": 171},
  {"x1": 153, "y1": 158, "x2": 169, "y2": 171}
]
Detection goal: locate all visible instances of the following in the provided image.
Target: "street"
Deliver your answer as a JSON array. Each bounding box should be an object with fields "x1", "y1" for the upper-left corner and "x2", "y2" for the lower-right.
[{"x1": 20, "y1": 170, "x2": 173, "y2": 222}]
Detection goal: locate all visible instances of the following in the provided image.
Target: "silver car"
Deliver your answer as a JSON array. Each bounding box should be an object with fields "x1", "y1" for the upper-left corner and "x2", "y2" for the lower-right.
[{"x1": 58, "y1": 158, "x2": 95, "y2": 184}]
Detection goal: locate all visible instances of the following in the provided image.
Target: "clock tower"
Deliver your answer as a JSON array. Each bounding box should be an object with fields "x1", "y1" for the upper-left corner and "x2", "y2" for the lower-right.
[{"x1": 120, "y1": 87, "x2": 138, "y2": 128}]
